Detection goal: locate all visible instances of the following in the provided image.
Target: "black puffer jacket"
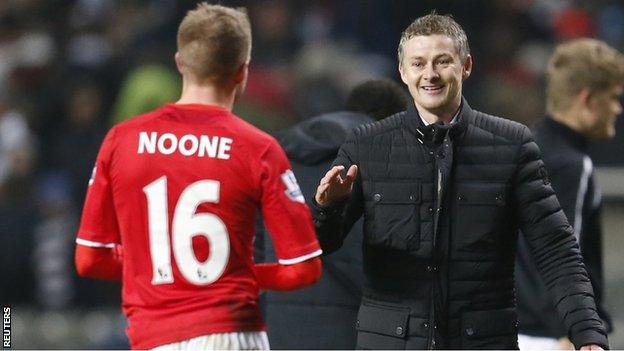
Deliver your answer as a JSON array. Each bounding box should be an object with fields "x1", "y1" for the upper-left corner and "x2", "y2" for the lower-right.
[
  {"x1": 312, "y1": 99, "x2": 609, "y2": 350},
  {"x1": 262, "y1": 111, "x2": 373, "y2": 349}
]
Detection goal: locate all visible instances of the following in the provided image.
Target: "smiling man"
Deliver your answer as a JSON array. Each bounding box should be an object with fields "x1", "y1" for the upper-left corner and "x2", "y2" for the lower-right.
[{"x1": 312, "y1": 13, "x2": 609, "y2": 350}]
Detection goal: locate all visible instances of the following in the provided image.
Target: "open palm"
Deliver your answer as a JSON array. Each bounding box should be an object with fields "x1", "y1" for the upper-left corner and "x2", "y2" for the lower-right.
[{"x1": 315, "y1": 165, "x2": 358, "y2": 207}]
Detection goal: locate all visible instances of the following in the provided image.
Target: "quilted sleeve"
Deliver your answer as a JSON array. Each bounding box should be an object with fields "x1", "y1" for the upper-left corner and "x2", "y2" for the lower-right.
[{"x1": 512, "y1": 125, "x2": 608, "y2": 350}]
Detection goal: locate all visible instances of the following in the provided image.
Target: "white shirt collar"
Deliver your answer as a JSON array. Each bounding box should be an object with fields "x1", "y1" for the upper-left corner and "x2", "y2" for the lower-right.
[{"x1": 420, "y1": 106, "x2": 461, "y2": 126}]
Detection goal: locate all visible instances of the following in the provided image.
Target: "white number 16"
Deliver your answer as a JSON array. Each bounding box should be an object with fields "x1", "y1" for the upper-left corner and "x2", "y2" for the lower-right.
[{"x1": 143, "y1": 176, "x2": 230, "y2": 286}]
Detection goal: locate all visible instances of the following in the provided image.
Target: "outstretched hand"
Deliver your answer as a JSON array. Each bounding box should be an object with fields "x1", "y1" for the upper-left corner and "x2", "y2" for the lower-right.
[{"x1": 315, "y1": 165, "x2": 358, "y2": 207}]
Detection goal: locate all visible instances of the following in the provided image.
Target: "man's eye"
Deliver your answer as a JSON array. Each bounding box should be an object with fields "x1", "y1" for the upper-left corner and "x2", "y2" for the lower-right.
[
  {"x1": 437, "y1": 59, "x2": 451, "y2": 65},
  {"x1": 412, "y1": 62, "x2": 423, "y2": 68}
]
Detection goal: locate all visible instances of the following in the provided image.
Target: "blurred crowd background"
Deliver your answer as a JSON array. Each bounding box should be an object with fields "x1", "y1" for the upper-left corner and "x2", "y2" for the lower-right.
[{"x1": 1, "y1": 0, "x2": 624, "y2": 348}]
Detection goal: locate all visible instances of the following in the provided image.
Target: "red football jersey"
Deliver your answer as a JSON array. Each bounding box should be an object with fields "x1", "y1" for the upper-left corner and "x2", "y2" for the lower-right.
[{"x1": 76, "y1": 103, "x2": 321, "y2": 349}]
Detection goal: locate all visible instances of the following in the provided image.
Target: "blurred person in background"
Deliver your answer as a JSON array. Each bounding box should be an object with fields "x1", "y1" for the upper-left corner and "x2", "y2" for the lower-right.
[
  {"x1": 33, "y1": 173, "x2": 76, "y2": 310},
  {"x1": 312, "y1": 12, "x2": 608, "y2": 350},
  {"x1": 0, "y1": 91, "x2": 36, "y2": 190},
  {"x1": 516, "y1": 38, "x2": 624, "y2": 350},
  {"x1": 261, "y1": 79, "x2": 407, "y2": 349},
  {"x1": 74, "y1": 3, "x2": 322, "y2": 350},
  {"x1": 47, "y1": 79, "x2": 122, "y2": 309},
  {"x1": 232, "y1": 0, "x2": 300, "y2": 133},
  {"x1": 52, "y1": 81, "x2": 107, "y2": 207},
  {"x1": 0, "y1": 90, "x2": 38, "y2": 306},
  {"x1": 111, "y1": 64, "x2": 180, "y2": 124}
]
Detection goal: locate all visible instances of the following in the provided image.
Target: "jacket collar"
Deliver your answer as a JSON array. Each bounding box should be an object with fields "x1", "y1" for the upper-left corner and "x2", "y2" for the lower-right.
[
  {"x1": 542, "y1": 117, "x2": 589, "y2": 151},
  {"x1": 404, "y1": 97, "x2": 471, "y2": 144}
]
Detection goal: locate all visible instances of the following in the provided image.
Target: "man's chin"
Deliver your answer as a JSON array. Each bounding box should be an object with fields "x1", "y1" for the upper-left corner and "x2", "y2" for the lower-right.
[
  {"x1": 589, "y1": 128, "x2": 614, "y2": 140},
  {"x1": 599, "y1": 122, "x2": 617, "y2": 140},
  {"x1": 415, "y1": 99, "x2": 448, "y2": 113},
  {"x1": 605, "y1": 128, "x2": 616, "y2": 140}
]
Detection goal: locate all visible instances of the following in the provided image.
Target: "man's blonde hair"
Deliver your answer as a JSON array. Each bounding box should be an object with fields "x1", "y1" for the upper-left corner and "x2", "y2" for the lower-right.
[
  {"x1": 177, "y1": 2, "x2": 251, "y2": 83},
  {"x1": 546, "y1": 38, "x2": 624, "y2": 115},
  {"x1": 398, "y1": 12, "x2": 470, "y2": 64}
]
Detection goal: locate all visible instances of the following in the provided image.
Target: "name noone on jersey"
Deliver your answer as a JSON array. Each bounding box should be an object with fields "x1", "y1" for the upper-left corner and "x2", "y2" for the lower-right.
[{"x1": 138, "y1": 131, "x2": 232, "y2": 159}]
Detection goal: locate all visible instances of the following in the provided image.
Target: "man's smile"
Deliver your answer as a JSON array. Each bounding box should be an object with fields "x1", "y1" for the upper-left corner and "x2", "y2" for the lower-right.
[{"x1": 420, "y1": 85, "x2": 445, "y2": 95}]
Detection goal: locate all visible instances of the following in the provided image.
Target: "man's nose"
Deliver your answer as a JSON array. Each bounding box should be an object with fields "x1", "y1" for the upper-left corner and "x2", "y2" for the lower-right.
[{"x1": 423, "y1": 62, "x2": 440, "y2": 80}]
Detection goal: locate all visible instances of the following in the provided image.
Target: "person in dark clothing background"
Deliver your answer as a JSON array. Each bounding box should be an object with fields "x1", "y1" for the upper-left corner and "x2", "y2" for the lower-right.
[
  {"x1": 516, "y1": 39, "x2": 624, "y2": 350},
  {"x1": 312, "y1": 13, "x2": 609, "y2": 350},
  {"x1": 260, "y1": 79, "x2": 408, "y2": 350}
]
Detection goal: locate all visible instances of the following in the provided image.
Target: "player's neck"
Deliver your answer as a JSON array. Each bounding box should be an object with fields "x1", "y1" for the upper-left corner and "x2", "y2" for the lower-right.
[
  {"x1": 177, "y1": 81, "x2": 235, "y2": 111},
  {"x1": 551, "y1": 109, "x2": 585, "y2": 135}
]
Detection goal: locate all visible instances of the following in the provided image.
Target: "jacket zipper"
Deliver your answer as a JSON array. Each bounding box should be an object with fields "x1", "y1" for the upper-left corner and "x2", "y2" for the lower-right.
[{"x1": 428, "y1": 163, "x2": 443, "y2": 349}]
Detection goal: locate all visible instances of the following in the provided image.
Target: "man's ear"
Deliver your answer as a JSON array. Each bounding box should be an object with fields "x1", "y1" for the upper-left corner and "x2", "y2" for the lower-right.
[
  {"x1": 174, "y1": 52, "x2": 185, "y2": 75},
  {"x1": 578, "y1": 88, "x2": 593, "y2": 108},
  {"x1": 234, "y1": 62, "x2": 249, "y2": 84},
  {"x1": 462, "y1": 54, "x2": 473, "y2": 80}
]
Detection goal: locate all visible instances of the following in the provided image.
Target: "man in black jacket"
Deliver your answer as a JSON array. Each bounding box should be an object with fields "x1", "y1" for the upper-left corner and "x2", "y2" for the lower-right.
[
  {"x1": 516, "y1": 39, "x2": 624, "y2": 350},
  {"x1": 313, "y1": 13, "x2": 609, "y2": 350},
  {"x1": 262, "y1": 79, "x2": 407, "y2": 349}
]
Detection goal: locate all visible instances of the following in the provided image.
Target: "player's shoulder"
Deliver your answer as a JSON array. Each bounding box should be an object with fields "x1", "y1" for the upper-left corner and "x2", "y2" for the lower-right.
[
  {"x1": 94, "y1": 107, "x2": 168, "y2": 156},
  {"x1": 110, "y1": 107, "x2": 167, "y2": 136}
]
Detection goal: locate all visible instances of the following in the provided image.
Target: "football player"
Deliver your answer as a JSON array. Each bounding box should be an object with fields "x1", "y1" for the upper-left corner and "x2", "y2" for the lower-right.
[{"x1": 74, "y1": 3, "x2": 322, "y2": 350}]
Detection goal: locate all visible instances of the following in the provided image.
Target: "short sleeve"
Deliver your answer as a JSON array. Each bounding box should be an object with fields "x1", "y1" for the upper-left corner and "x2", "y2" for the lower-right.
[
  {"x1": 76, "y1": 128, "x2": 121, "y2": 248},
  {"x1": 258, "y1": 139, "x2": 322, "y2": 264}
]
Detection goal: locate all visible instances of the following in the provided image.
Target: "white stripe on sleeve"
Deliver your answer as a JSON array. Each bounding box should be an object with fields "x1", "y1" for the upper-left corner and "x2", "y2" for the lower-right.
[
  {"x1": 76, "y1": 238, "x2": 117, "y2": 248},
  {"x1": 573, "y1": 156, "x2": 593, "y2": 244},
  {"x1": 278, "y1": 249, "x2": 323, "y2": 265}
]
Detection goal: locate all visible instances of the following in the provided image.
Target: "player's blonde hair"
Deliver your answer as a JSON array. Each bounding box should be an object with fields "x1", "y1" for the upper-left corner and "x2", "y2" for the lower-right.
[
  {"x1": 546, "y1": 38, "x2": 624, "y2": 116},
  {"x1": 177, "y1": 2, "x2": 251, "y2": 84},
  {"x1": 398, "y1": 12, "x2": 470, "y2": 65}
]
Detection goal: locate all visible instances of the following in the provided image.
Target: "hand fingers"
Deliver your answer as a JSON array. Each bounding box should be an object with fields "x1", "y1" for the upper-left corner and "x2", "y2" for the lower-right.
[
  {"x1": 319, "y1": 165, "x2": 345, "y2": 185},
  {"x1": 316, "y1": 165, "x2": 357, "y2": 206},
  {"x1": 316, "y1": 182, "x2": 330, "y2": 196},
  {"x1": 345, "y1": 165, "x2": 358, "y2": 182},
  {"x1": 315, "y1": 182, "x2": 331, "y2": 205},
  {"x1": 341, "y1": 165, "x2": 358, "y2": 187}
]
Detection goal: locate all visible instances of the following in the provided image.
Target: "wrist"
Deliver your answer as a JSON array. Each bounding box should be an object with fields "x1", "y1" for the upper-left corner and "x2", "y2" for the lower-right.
[{"x1": 312, "y1": 196, "x2": 346, "y2": 220}]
